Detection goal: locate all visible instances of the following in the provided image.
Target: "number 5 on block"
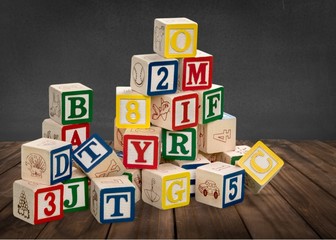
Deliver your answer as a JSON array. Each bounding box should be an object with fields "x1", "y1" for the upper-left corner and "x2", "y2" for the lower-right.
[{"x1": 116, "y1": 87, "x2": 151, "y2": 128}]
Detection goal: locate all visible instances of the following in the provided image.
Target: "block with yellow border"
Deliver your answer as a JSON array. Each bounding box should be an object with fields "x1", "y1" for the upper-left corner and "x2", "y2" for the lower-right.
[
  {"x1": 153, "y1": 18, "x2": 198, "y2": 58},
  {"x1": 237, "y1": 141, "x2": 284, "y2": 194},
  {"x1": 142, "y1": 163, "x2": 190, "y2": 210},
  {"x1": 116, "y1": 86, "x2": 151, "y2": 128}
]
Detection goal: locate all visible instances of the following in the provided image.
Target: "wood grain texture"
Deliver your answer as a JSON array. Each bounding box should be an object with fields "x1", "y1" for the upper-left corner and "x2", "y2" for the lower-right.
[{"x1": 0, "y1": 141, "x2": 22, "y2": 175}]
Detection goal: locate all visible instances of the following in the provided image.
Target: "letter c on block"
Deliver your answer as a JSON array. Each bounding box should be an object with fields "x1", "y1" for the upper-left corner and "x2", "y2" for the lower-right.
[{"x1": 250, "y1": 150, "x2": 273, "y2": 173}]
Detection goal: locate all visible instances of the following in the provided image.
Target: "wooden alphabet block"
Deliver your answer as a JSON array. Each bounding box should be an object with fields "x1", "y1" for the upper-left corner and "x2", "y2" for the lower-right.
[
  {"x1": 13, "y1": 179, "x2": 64, "y2": 225},
  {"x1": 123, "y1": 127, "x2": 161, "y2": 169},
  {"x1": 223, "y1": 145, "x2": 251, "y2": 165},
  {"x1": 178, "y1": 50, "x2": 213, "y2": 91},
  {"x1": 162, "y1": 127, "x2": 197, "y2": 160},
  {"x1": 90, "y1": 176, "x2": 135, "y2": 223},
  {"x1": 197, "y1": 84, "x2": 224, "y2": 124},
  {"x1": 42, "y1": 118, "x2": 90, "y2": 149},
  {"x1": 123, "y1": 169, "x2": 142, "y2": 203},
  {"x1": 198, "y1": 112, "x2": 236, "y2": 153},
  {"x1": 171, "y1": 153, "x2": 210, "y2": 196},
  {"x1": 63, "y1": 167, "x2": 89, "y2": 212},
  {"x1": 49, "y1": 83, "x2": 93, "y2": 125},
  {"x1": 200, "y1": 151, "x2": 226, "y2": 163},
  {"x1": 237, "y1": 141, "x2": 284, "y2": 194},
  {"x1": 113, "y1": 118, "x2": 126, "y2": 152},
  {"x1": 195, "y1": 161, "x2": 245, "y2": 208},
  {"x1": 130, "y1": 54, "x2": 178, "y2": 96},
  {"x1": 116, "y1": 86, "x2": 151, "y2": 128},
  {"x1": 151, "y1": 91, "x2": 198, "y2": 131},
  {"x1": 21, "y1": 138, "x2": 72, "y2": 185},
  {"x1": 73, "y1": 134, "x2": 126, "y2": 179},
  {"x1": 142, "y1": 163, "x2": 190, "y2": 210},
  {"x1": 153, "y1": 17, "x2": 198, "y2": 58}
]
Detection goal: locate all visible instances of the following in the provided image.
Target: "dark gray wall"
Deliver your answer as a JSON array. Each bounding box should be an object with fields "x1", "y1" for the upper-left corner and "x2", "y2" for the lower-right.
[{"x1": 1, "y1": 0, "x2": 336, "y2": 140}]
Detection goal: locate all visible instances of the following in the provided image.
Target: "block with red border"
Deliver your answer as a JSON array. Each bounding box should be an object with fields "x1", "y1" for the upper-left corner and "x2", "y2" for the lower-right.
[
  {"x1": 178, "y1": 50, "x2": 213, "y2": 91},
  {"x1": 13, "y1": 179, "x2": 64, "y2": 225},
  {"x1": 151, "y1": 91, "x2": 198, "y2": 131},
  {"x1": 116, "y1": 86, "x2": 151, "y2": 129},
  {"x1": 42, "y1": 118, "x2": 90, "y2": 149},
  {"x1": 123, "y1": 126, "x2": 161, "y2": 169}
]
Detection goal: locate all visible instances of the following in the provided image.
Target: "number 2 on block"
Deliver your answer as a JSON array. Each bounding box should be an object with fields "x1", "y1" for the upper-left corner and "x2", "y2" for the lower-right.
[{"x1": 156, "y1": 66, "x2": 169, "y2": 90}]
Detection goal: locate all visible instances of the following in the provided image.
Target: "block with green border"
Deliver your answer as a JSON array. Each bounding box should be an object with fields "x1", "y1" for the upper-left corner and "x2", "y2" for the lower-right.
[{"x1": 223, "y1": 145, "x2": 251, "y2": 165}]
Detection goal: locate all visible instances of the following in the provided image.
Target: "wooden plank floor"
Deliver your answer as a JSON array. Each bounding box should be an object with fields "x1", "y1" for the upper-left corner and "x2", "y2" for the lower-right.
[{"x1": 0, "y1": 140, "x2": 335, "y2": 239}]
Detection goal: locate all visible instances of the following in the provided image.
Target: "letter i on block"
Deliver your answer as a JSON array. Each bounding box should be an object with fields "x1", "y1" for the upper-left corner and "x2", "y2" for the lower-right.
[
  {"x1": 142, "y1": 163, "x2": 190, "y2": 210},
  {"x1": 13, "y1": 180, "x2": 64, "y2": 225},
  {"x1": 21, "y1": 138, "x2": 72, "y2": 185},
  {"x1": 42, "y1": 118, "x2": 90, "y2": 149},
  {"x1": 153, "y1": 18, "x2": 198, "y2": 58},
  {"x1": 90, "y1": 176, "x2": 135, "y2": 223},
  {"x1": 116, "y1": 86, "x2": 151, "y2": 128},
  {"x1": 49, "y1": 83, "x2": 93, "y2": 125},
  {"x1": 130, "y1": 54, "x2": 178, "y2": 96},
  {"x1": 195, "y1": 162, "x2": 245, "y2": 208},
  {"x1": 63, "y1": 167, "x2": 89, "y2": 212},
  {"x1": 237, "y1": 141, "x2": 284, "y2": 194},
  {"x1": 123, "y1": 126, "x2": 161, "y2": 169},
  {"x1": 178, "y1": 50, "x2": 213, "y2": 91}
]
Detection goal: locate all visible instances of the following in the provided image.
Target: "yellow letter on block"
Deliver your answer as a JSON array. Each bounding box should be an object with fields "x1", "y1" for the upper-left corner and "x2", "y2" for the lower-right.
[
  {"x1": 162, "y1": 172, "x2": 190, "y2": 209},
  {"x1": 237, "y1": 141, "x2": 284, "y2": 194}
]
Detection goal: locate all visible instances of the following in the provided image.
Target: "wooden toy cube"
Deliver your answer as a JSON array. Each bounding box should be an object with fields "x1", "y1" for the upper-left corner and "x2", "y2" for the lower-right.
[
  {"x1": 153, "y1": 17, "x2": 198, "y2": 58},
  {"x1": 63, "y1": 167, "x2": 89, "y2": 212},
  {"x1": 195, "y1": 161, "x2": 245, "y2": 208},
  {"x1": 42, "y1": 118, "x2": 90, "y2": 149},
  {"x1": 237, "y1": 141, "x2": 284, "y2": 194},
  {"x1": 49, "y1": 83, "x2": 93, "y2": 125},
  {"x1": 198, "y1": 112, "x2": 236, "y2": 153},
  {"x1": 200, "y1": 151, "x2": 226, "y2": 163},
  {"x1": 223, "y1": 145, "x2": 251, "y2": 165},
  {"x1": 151, "y1": 91, "x2": 198, "y2": 131},
  {"x1": 130, "y1": 54, "x2": 178, "y2": 96},
  {"x1": 142, "y1": 163, "x2": 190, "y2": 210},
  {"x1": 13, "y1": 180, "x2": 64, "y2": 225},
  {"x1": 21, "y1": 138, "x2": 72, "y2": 185},
  {"x1": 113, "y1": 118, "x2": 126, "y2": 152},
  {"x1": 162, "y1": 127, "x2": 197, "y2": 160},
  {"x1": 171, "y1": 153, "x2": 210, "y2": 196},
  {"x1": 197, "y1": 84, "x2": 224, "y2": 124},
  {"x1": 123, "y1": 127, "x2": 161, "y2": 169},
  {"x1": 90, "y1": 176, "x2": 135, "y2": 223},
  {"x1": 73, "y1": 134, "x2": 126, "y2": 179},
  {"x1": 116, "y1": 86, "x2": 151, "y2": 128},
  {"x1": 123, "y1": 169, "x2": 142, "y2": 203},
  {"x1": 178, "y1": 50, "x2": 213, "y2": 91}
]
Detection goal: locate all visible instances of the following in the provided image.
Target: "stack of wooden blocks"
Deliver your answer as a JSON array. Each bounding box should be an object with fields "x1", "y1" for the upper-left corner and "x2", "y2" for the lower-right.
[{"x1": 12, "y1": 17, "x2": 284, "y2": 225}]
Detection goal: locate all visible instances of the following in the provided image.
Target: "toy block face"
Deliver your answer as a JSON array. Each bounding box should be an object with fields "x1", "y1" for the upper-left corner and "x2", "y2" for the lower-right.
[
  {"x1": 142, "y1": 163, "x2": 190, "y2": 210},
  {"x1": 116, "y1": 87, "x2": 151, "y2": 128},
  {"x1": 90, "y1": 176, "x2": 135, "y2": 223},
  {"x1": 151, "y1": 92, "x2": 199, "y2": 131},
  {"x1": 73, "y1": 134, "x2": 125, "y2": 178},
  {"x1": 195, "y1": 162, "x2": 245, "y2": 208},
  {"x1": 198, "y1": 112, "x2": 236, "y2": 153},
  {"x1": 130, "y1": 54, "x2": 178, "y2": 96},
  {"x1": 154, "y1": 18, "x2": 198, "y2": 58},
  {"x1": 49, "y1": 83, "x2": 93, "y2": 125},
  {"x1": 200, "y1": 151, "x2": 226, "y2": 163},
  {"x1": 172, "y1": 153, "x2": 210, "y2": 196},
  {"x1": 123, "y1": 127, "x2": 161, "y2": 169},
  {"x1": 13, "y1": 180, "x2": 64, "y2": 225},
  {"x1": 21, "y1": 138, "x2": 72, "y2": 185},
  {"x1": 162, "y1": 127, "x2": 197, "y2": 160},
  {"x1": 123, "y1": 169, "x2": 142, "y2": 202},
  {"x1": 197, "y1": 84, "x2": 224, "y2": 124},
  {"x1": 178, "y1": 50, "x2": 213, "y2": 91},
  {"x1": 224, "y1": 145, "x2": 251, "y2": 165},
  {"x1": 113, "y1": 118, "x2": 126, "y2": 152},
  {"x1": 237, "y1": 141, "x2": 284, "y2": 194},
  {"x1": 63, "y1": 168, "x2": 89, "y2": 212},
  {"x1": 42, "y1": 118, "x2": 90, "y2": 149}
]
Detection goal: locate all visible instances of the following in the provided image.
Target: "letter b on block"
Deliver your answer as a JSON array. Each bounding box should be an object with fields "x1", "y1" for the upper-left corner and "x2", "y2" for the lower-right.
[{"x1": 49, "y1": 83, "x2": 93, "y2": 125}]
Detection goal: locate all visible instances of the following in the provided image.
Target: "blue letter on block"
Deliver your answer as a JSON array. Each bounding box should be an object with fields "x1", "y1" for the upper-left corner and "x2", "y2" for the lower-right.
[
  {"x1": 100, "y1": 187, "x2": 135, "y2": 223},
  {"x1": 73, "y1": 134, "x2": 112, "y2": 172},
  {"x1": 51, "y1": 144, "x2": 72, "y2": 184}
]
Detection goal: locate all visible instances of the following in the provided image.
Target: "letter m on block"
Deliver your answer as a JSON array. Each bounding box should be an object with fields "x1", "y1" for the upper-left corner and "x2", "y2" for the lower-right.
[{"x1": 181, "y1": 51, "x2": 213, "y2": 91}]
